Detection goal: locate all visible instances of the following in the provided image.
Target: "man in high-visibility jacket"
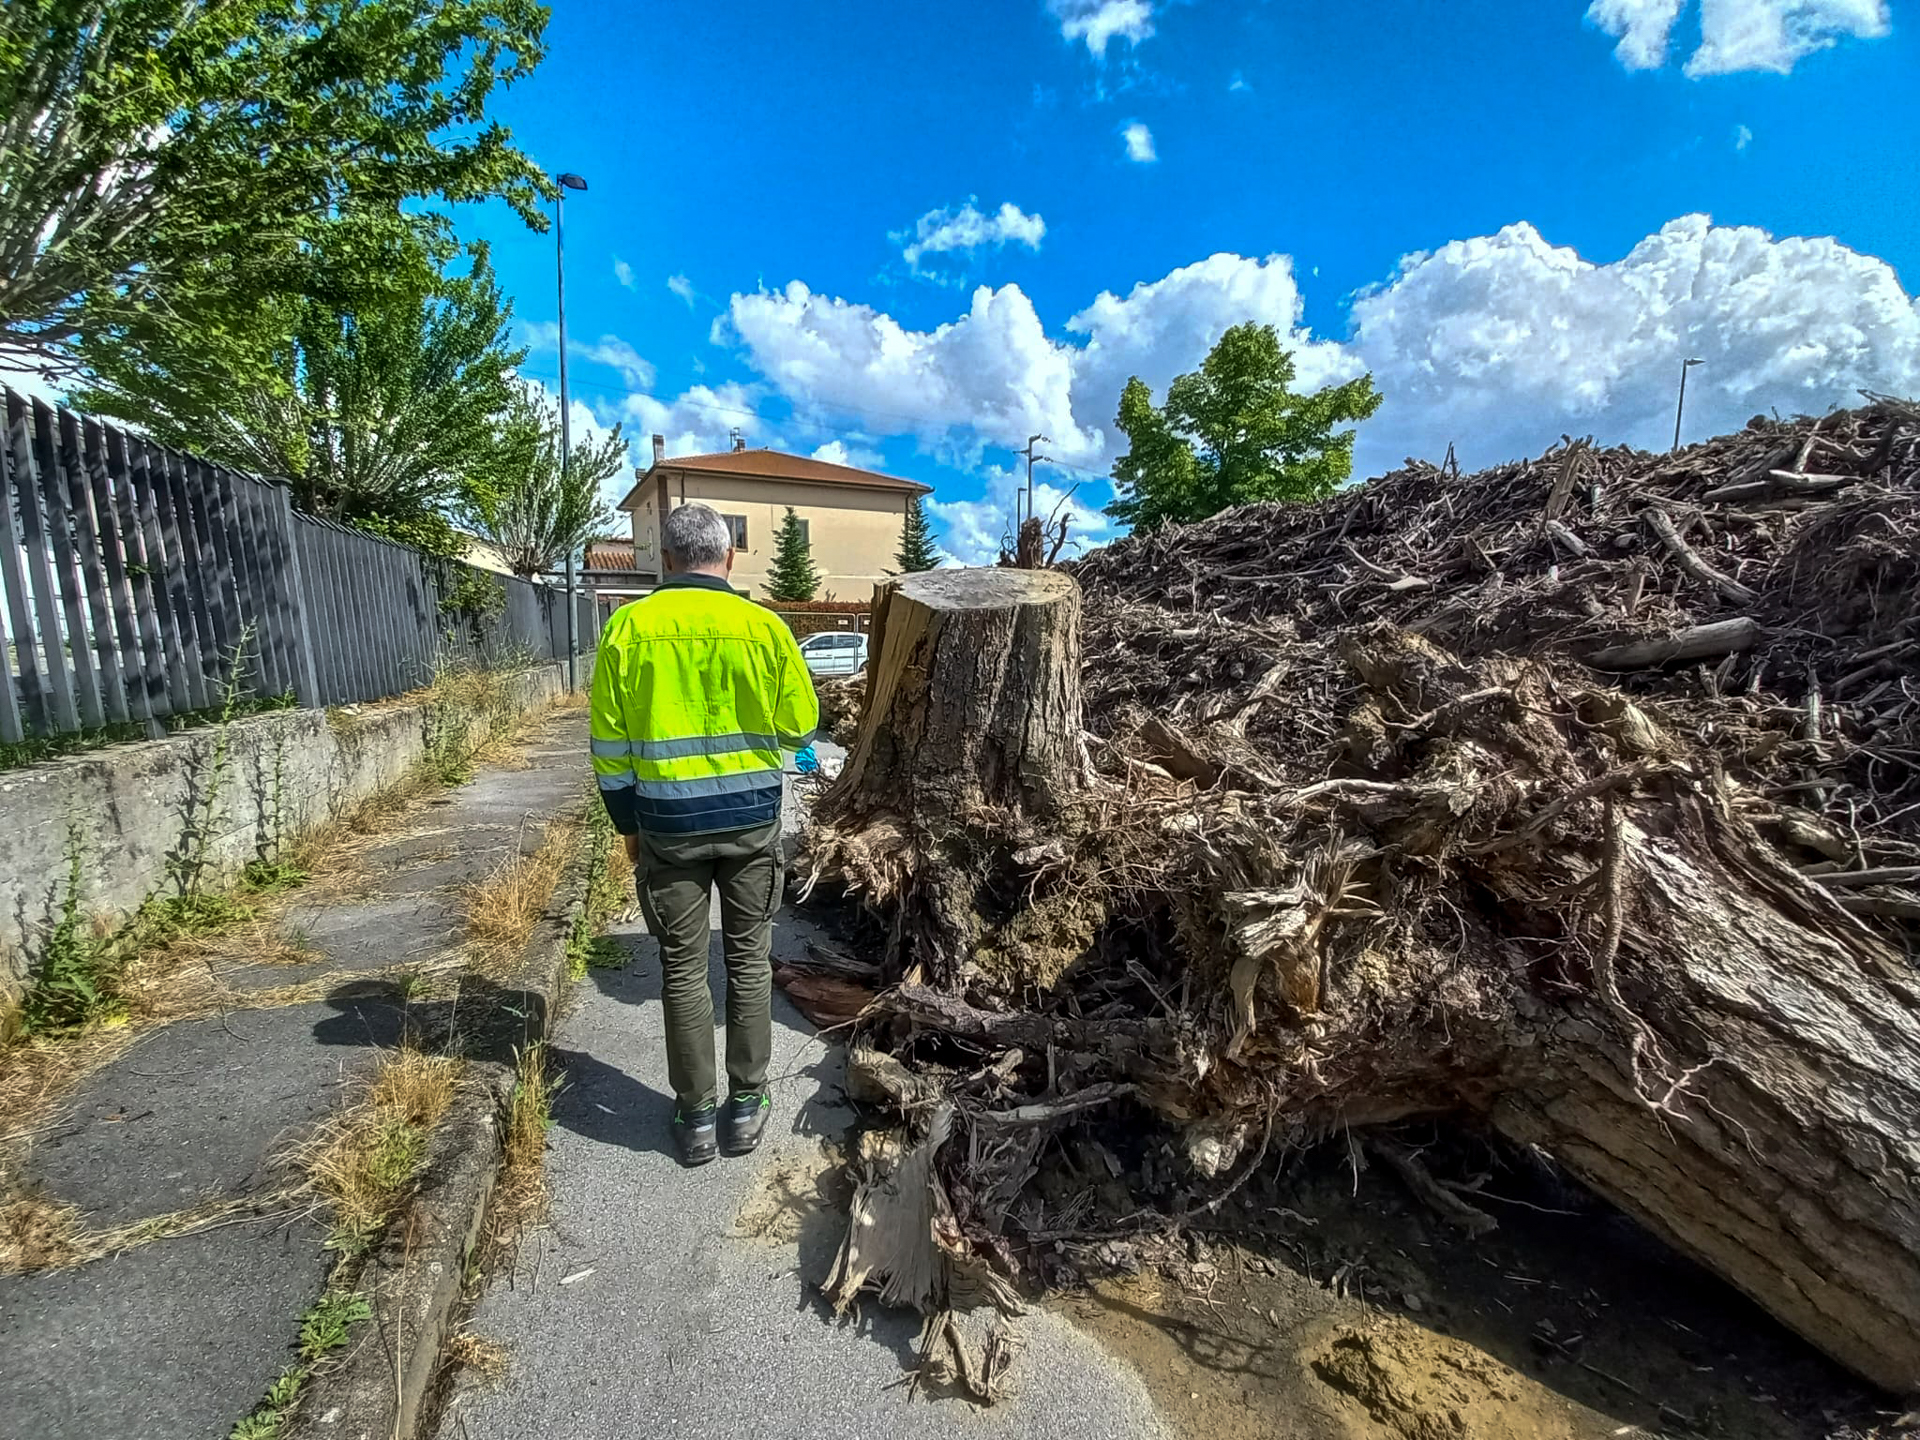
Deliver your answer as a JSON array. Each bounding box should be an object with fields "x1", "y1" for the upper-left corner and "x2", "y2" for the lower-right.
[{"x1": 590, "y1": 502, "x2": 819, "y2": 1166}]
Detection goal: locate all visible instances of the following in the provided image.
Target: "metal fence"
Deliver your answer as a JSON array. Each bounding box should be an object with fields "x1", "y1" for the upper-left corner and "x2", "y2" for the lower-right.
[{"x1": 0, "y1": 386, "x2": 596, "y2": 742}]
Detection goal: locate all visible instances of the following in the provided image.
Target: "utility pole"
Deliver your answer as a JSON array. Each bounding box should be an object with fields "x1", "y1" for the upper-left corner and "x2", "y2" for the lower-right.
[
  {"x1": 1022, "y1": 433, "x2": 1051, "y2": 532},
  {"x1": 1672, "y1": 357, "x2": 1703, "y2": 454},
  {"x1": 554, "y1": 171, "x2": 588, "y2": 688}
]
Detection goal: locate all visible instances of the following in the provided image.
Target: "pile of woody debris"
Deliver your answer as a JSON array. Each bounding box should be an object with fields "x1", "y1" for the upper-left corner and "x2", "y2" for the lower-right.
[{"x1": 795, "y1": 398, "x2": 1920, "y2": 1399}]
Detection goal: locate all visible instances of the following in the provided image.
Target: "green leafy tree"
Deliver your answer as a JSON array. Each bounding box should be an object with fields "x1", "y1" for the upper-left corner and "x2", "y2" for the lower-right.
[
  {"x1": 766, "y1": 506, "x2": 820, "y2": 602},
  {"x1": 1105, "y1": 323, "x2": 1383, "y2": 529},
  {"x1": 74, "y1": 237, "x2": 524, "y2": 552},
  {"x1": 893, "y1": 495, "x2": 943, "y2": 572},
  {"x1": 0, "y1": 0, "x2": 550, "y2": 365},
  {"x1": 463, "y1": 390, "x2": 625, "y2": 577}
]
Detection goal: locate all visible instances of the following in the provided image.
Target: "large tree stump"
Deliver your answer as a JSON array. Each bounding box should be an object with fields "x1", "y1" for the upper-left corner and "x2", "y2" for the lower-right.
[{"x1": 807, "y1": 568, "x2": 1087, "y2": 987}]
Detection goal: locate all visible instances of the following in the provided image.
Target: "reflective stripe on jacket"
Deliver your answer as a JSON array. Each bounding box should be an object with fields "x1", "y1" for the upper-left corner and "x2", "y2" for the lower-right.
[{"x1": 589, "y1": 573, "x2": 820, "y2": 837}]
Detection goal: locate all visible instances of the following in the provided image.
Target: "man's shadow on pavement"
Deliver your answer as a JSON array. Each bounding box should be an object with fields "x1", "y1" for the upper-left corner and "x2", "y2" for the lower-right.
[{"x1": 549, "y1": 929, "x2": 742, "y2": 1163}]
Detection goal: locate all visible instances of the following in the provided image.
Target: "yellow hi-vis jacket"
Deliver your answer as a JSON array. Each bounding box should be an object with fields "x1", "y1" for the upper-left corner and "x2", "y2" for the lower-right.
[{"x1": 589, "y1": 573, "x2": 820, "y2": 837}]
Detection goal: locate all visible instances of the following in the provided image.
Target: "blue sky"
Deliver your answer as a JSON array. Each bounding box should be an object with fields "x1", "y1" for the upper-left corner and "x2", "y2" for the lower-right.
[{"x1": 462, "y1": 0, "x2": 1919, "y2": 563}]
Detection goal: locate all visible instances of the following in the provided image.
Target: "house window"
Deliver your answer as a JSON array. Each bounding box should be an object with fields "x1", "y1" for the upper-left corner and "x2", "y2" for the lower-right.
[
  {"x1": 722, "y1": 513, "x2": 749, "y2": 549},
  {"x1": 794, "y1": 518, "x2": 811, "y2": 545}
]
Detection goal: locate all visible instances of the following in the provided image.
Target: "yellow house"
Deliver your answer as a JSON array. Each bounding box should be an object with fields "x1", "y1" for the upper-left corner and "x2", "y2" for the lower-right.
[{"x1": 617, "y1": 436, "x2": 933, "y2": 602}]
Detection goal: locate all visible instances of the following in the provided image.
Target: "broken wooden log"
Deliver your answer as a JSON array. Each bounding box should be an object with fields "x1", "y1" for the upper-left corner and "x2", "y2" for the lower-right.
[{"x1": 1585, "y1": 617, "x2": 1761, "y2": 670}]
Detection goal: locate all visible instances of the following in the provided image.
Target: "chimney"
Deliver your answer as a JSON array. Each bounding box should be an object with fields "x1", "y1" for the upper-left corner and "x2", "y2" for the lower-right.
[
  {"x1": 730, "y1": 426, "x2": 746, "y2": 453},
  {"x1": 651, "y1": 433, "x2": 665, "y2": 465}
]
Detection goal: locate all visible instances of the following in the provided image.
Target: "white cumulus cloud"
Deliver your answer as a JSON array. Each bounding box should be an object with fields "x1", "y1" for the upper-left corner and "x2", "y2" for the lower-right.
[
  {"x1": 719, "y1": 254, "x2": 1338, "y2": 471},
  {"x1": 1735, "y1": 122, "x2": 1755, "y2": 148},
  {"x1": 667, "y1": 274, "x2": 697, "y2": 308},
  {"x1": 613, "y1": 256, "x2": 636, "y2": 290},
  {"x1": 1050, "y1": 0, "x2": 1155, "y2": 56},
  {"x1": 520, "y1": 323, "x2": 656, "y2": 391},
  {"x1": 810, "y1": 439, "x2": 888, "y2": 470},
  {"x1": 1122, "y1": 122, "x2": 1157, "y2": 163},
  {"x1": 895, "y1": 200, "x2": 1047, "y2": 277},
  {"x1": 1588, "y1": 0, "x2": 1891, "y2": 74},
  {"x1": 1344, "y1": 214, "x2": 1920, "y2": 474},
  {"x1": 715, "y1": 217, "x2": 1920, "y2": 500}
]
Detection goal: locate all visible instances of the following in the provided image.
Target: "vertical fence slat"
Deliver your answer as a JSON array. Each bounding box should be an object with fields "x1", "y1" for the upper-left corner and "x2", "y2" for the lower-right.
[
  {"x1": 0, "y1": 401, "x2": 33, "y2": 744},
  {"x1": 56, "y1": 408, "x2": 128, "y2": 726},
  {"x1": 184, "y1": 455, "x2": 238, "y2": 693},
  {"x1": 291, "y1": 524, "x2": 328, "y2": 705},
  {"x1": 161, "y1": 447, "x2": 221, "y2": 705},
  {"x1": 372, "y1": 539, "x2": 403, "y2": 697},
  {"x1": 0, "y1": 401, "x2": 44, "y2": 743},
  {"x1": 406, "y1": 549, "x2": 433, "y2": 687},
  {"x1": 130, "y1": 436, "x2": 196, "y2": 717},
  {"x1": 83, "y1": 417, "x2": 148, "y2": 726},
  {"x1": 317, "y1": 524, "x2": 356, "y2": 704},
  {"x1": 241, "y1": 476, "x2": 294, "y2": 700},
  {"x1": 299, "y1": 524, "x2": 336, "y2": 705},
  {"x1": 31, "y1": 399, "x2": 103, "y2": 728},
  {"x1": 16, "y1": 399, "x2": 81, "y2": 733},
  {"x1": 110, "y1": 430, "x2": 173, "y2": 721},
  {"x1": 272, "y1": 486, "x2": 322, "y2": 708},
  {"x1": 219, "y1": 469, "x2": 272, "y2": 697}
]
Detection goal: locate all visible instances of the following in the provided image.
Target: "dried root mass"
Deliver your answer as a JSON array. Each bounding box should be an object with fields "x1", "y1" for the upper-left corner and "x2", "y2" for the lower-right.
[{"x1": 803, "y1": 402, "x2": 1920, "y2": 1396}]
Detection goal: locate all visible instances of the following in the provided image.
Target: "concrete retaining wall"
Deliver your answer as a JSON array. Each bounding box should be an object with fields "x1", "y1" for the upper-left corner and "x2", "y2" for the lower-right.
[{"x1": 0, "y1": 664, "x2": 572, "y2": 991}]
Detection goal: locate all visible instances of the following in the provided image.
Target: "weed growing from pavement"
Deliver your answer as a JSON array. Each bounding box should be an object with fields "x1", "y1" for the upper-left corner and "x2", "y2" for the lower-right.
[
  {"x1": 462, "y1": 819, "x2": 576, "y2": 978},
  {"x1": 566, "y1": 799, "x2": 635, "y2": 981},
  {"x1": 20, "y1": 816, "x2": 124, "y2": 1035},
  {"x1": 298, "y1": 1289, "x2": 373, "y2": 1360},
  {"x1": 229, "y1": 1366, "x2": 304, "y2": 1440},
  {"x1": 501, "y1": 1041, "x2": 560, "y2": 1206},
  {"x1": 228, "y1": 1288, "x2": 372, "y2": 1439},
  {"x1": 243, "y1": 733, "x2": 308, "y2": 894},
  {"x1": 306, "y1": 1047, "x2": 462, "y2": 1255}
]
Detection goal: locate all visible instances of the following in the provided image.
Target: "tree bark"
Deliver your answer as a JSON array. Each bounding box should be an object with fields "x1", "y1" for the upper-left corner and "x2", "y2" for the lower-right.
[
  {"x1": 806, "y1": 567, "x2": 1087, "y2": 986},
  {"x1": 1487, "y1": 796, "x2": 1920, "y2": 1394},
  {"x1": 831, "y1": 567, "x2": 1083, "y2": 827}
]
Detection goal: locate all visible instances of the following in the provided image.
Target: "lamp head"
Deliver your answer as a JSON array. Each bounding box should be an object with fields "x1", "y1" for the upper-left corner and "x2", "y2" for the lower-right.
[{"x1": 557, "y1": 173, "x2": 588, "y2": 191}]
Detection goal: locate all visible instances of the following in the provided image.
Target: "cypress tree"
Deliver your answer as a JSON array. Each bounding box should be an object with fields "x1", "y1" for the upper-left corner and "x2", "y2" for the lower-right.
[
  {"x1": 766, "y1": 506, "x2": 821, "y2": 601},
  {"x1": 893, "y1": 495, "x2": 943, "y2": 572}
]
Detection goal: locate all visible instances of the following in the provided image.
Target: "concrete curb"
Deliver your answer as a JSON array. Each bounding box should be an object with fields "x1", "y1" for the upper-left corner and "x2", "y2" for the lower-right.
[{"x1": 289, "y1": 792, "x2": 598, "y2": 1440}]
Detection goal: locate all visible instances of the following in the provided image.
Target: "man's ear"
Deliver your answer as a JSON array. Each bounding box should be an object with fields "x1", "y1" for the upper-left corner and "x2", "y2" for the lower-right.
[{"x1": 723, "y1": 545, "x2": 736, "y2": 574}]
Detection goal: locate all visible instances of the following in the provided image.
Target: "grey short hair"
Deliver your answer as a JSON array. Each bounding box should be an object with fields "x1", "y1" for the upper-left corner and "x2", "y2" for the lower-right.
[{"x1": 662, "y1": 502, "x2": 731, "y2": 570}]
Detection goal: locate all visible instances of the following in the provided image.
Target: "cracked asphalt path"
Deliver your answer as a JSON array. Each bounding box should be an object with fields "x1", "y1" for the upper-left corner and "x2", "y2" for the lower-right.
[{"x1": 444, "y1": 772, "x2": 1171, "y2": 1440}]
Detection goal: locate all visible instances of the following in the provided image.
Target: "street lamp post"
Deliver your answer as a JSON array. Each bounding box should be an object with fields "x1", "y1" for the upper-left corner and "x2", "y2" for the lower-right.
[
  {"x1": 1672, "y1": 357, "x2": 1703, "y2": 454},
  {"x1": 1022, "y1": 433, "x2": 1051, "y2": 531},
  {"x1": 555, "y1": 171, "x2": 588, "y2": 689}
]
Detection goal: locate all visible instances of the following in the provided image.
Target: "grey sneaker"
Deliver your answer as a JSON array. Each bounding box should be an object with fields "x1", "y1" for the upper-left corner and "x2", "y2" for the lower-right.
[
  {"x1": 673, "y1": 1104, "x2": 719, "y2": 1167},
  {"x1": 724, "y1": 1090, "x2": 772, "y2": 1155}
]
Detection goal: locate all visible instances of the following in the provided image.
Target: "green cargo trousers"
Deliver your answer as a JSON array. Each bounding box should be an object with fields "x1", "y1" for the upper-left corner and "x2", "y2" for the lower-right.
[{"x1": 635, "y1": 820, "x2": 783, "y2": 1114}]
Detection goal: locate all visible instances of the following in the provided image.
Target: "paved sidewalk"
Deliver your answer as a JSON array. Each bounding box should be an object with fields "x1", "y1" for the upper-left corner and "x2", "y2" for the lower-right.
[
  {"x1": 0, "y1": 707, "x2": 588, "y2": 1440},
  {"x1": 444, "y1": 762, "x2": 1171, "y2": 1440}
]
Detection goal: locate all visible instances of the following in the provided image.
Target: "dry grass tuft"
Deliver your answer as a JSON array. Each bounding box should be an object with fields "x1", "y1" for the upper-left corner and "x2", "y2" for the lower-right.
[
  {"x1": 460, "y1": 822, "x2": 576, "y2": 977},
  {"x1": 0, "y1": 1188, "x2": 303, "y2": 1275},
  {"x1": 490, "y1": 1041, "x2": 561, "y2": 1242},
  {"x1": 370, "y1": 1047, "x2": 460, "y2": 1130},
  {"x1": 0, "y1": 1028, "x2": 138, "y2": 1142},
  {"x1": 303, "y1": 1047, "x2": 463, "y2": 1247},
  {"x1": 0, "y1": 1193, "x2": 83, "y2": 1271},
  {"x1": 445, "y1": 1330, "x2": 510, "y2": 1384}
]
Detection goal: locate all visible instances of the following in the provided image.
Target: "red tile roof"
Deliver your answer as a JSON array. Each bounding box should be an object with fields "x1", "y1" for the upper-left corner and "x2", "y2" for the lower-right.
[
  {"x1": 584, "y1": 540, "x2": 641, "y2": 571},
  {"x1": 617, "y1": 446, "x2": 931, "y2": 509}
]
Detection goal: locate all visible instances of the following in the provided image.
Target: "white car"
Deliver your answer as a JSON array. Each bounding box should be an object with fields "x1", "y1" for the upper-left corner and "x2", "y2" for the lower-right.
[{"x1": 799, "y1": 631, "x2": 868, "y2": 677}]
